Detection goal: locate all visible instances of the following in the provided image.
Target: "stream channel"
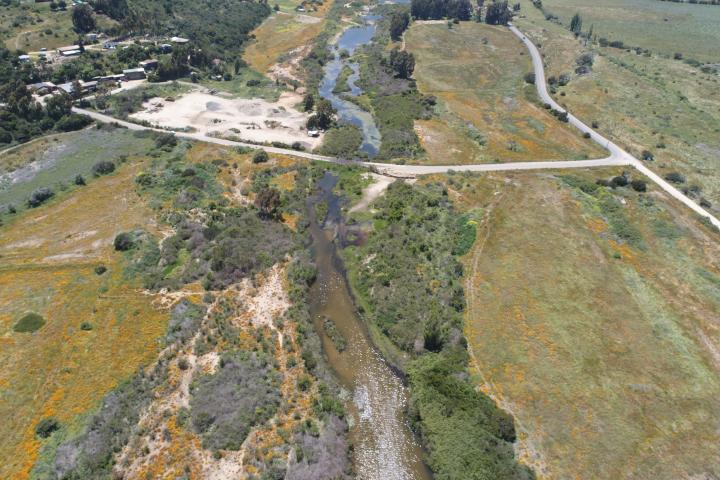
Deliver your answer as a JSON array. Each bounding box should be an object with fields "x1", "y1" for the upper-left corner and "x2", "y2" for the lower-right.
[
  {"x1": 307, "y1": 173, "x2": 433, "y2": 480},
  {"x1": 318, "y1": 0, "x2": 410, "y2": 156}
]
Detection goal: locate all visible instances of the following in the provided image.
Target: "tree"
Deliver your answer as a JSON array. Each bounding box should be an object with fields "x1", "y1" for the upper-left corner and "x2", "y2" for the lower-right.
[
  {"x1": 310, "y1": 99, "x2": 335, "y2": 130},
  {"x1": 485, "y1": 1, "x2": 511, "y2": 25},
  {"x1": 45, "y1": 92, "x2": 73, "y2": 120},
  {"x1": 255, "y1": 188, "x2": 281, "y2": 220},
  {"x1": 303, "y1": 93, "x2": 315, "y2": 112},
  {"x1": 72, "y1": 4, "x2": 96, "y2": 33},
  {"x1": 570, "y1": 13, "x2": 583, "y2": 36},
  {"x1": 389, "y1": 49, "x2": 415, "y2": 79},
  {"x1": 524, "y1": 72, "x2": 535, "y2": 84},
  {"x1": 389, "y1": 11, "x2": 410, "y2": 41}
]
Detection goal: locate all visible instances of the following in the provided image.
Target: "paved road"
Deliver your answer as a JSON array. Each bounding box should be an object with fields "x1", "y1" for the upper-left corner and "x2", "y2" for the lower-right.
[{"x1": 75, "y1": 32, "x2": 720, "y2": 231}]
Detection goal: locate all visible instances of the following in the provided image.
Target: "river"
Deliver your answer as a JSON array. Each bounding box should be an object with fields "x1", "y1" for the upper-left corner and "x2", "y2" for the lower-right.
[{"x1": 307, "y1": 173, "x2": 432, "y2": 480}]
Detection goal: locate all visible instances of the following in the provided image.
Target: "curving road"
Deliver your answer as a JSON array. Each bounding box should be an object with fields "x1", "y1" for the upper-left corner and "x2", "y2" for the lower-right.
[
  {"x1": 74, "y1": 27, "x2": 720, "y2": 230},
  {"x1": 507, "y1": 24, "x2": 720, "y2": 230}
]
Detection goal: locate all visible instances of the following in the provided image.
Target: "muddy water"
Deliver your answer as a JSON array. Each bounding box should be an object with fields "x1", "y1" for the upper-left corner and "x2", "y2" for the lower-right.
[{"x1": 307, "y1": 174, "x2": 433, "y2": 480}]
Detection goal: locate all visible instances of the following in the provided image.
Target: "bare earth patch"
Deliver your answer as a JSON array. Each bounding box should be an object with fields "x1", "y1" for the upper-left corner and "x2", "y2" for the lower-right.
[{"x1": 131, "y1": 90, "x2": 322, "y2": 150}]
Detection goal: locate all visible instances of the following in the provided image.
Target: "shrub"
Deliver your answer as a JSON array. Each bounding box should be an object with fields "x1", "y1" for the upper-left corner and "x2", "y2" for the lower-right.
[
  {"x1": 641, "y1": 150, "x2": 654, "y2": 161},
  {"x1": 94, "y1": 265, "x2": 107, "y2": 275},
  {"x1": 630, "y1": 179, "x2": 647, "y2": 192},
  {"x1": 80, "y1": 322, "x2": 93, "y2": 331},
  {"x1": 665, "y1": 172, "x2": 686, "y2": 184},
  {"x1": 252, "y1": 150, "x2": 269, "y2": 164},
  {"x1": 583, "y1": 132, "x2": 591, "y2": 139},
  {"x1": 113, "y1": 232, "x2": 136, "y2": 251},
  {"x1": 55, "y1": 113, "x2": 92, "y2": 132},
  {"x1": 14, "y1": 312, "x2": 46, "y2": 333},
  {"x1": 27, "y1": 187, "x2": 54, "y2": 208},
  {"x1": 524, "y1": 72, "x2": 535, "y2": 84},
  {"x1": 92, "y1": 160, "x2": 116, "y2": 176},
  {"x1": 611, "y1": 175, "x2": 629, "y2": 188},
  {"x1": 74, "y1": 174, "x2": 86, "y2": 185},
  {"x1": 155, "y1": 133, "x2": 178, "y2": 149},
  {"x1": 178, "y1": 358, "x2": 190, "y2": 370},
  {"x1": 190, "y1": 351, "x2": 280, "y2": 451},
  {"x1": 36, "y1": 417, "x2": 61, "y2": 438}
]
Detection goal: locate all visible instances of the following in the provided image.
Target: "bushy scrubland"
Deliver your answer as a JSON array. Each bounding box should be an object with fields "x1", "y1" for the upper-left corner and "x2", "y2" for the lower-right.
[{"x1": 342, "y1": 181, "x2": 534, "y2": 479}]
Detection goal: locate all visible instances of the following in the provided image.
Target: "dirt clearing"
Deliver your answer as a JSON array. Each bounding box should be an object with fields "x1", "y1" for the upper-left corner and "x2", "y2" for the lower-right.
[{"x1": 131, "y1": 90, "x2": 322, "y2": 150}]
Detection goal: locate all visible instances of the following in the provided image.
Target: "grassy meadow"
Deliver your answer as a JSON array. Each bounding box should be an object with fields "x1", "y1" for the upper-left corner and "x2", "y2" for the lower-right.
[
  {"x1": 535, "y1": 0, "x2": 720, "y2": 62},
  {"x1": 0, "y1": 138, "x2": 168, "y2": 479},
  {"x1": 444, "y1": 168, "x2": 720, "y2": 479},
  {"x1": 405, "y1": 22, "x2": 604, "y2": 164},
  {"x1": 515, "y1": 0, "x2": 720, "y2": 208}
]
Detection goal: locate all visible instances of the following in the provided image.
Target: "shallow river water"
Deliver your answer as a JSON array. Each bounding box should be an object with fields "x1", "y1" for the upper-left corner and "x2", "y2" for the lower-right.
[{"x1": 308, "y1": 174, "x2": 432, "y2": 480}]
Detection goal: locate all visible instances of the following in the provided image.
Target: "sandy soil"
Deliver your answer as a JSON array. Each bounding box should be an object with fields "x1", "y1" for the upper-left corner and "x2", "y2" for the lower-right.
[
  {"x1": 131, "y1": 90, "x2": 322, "y2": 149},
  {"x1": 349, "y1": 173, "x2": 395, "y2": 213}
]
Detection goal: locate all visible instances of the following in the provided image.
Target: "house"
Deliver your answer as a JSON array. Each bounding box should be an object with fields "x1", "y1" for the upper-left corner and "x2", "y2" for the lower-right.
[
  {"x1": 57, "y1": 82, "x2": 75, "y2": 95},
  {"x1": 307, "y1": 129, "x2": 320, "y2": 137},
  {"x1": 61, "y1": 49, "x2": 82, "y2": 57},
  {"x1": 18, "y1": 54, "x2": 31, "y2": 62},
  {"x1": 123, "y1": 68, "x2": 146, "y2": 80},
  {"x1": 159, "y1": 43, "x2": 172, "y2": 53},
  {"x1": 170, "y1": 36, "x2": 189, "y2": 44},
  {"x1": 85, "y1": 33, "x2": 99, "y2": 42},
  {"x1": 27, "y1": 82, "x2": 57, "y2": 95},
  {"x1": 80, "y1": 80, "x2": 98, "y2": 92},
  {"x1": 103, "y1": 41, "x2": 118, "y2": 50},
  {"x1": 57, "y1": 45, "x2": 81, "y2": 55},
  {"x1": 139, "y1": 59, "x2": 159, "y2": 71}
]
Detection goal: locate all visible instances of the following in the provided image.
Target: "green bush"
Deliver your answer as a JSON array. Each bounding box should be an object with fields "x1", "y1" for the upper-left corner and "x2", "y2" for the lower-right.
[
  {"x1": 13, "y1": 312, "x2": 46, "y2": 333},
  {"x1": 27, "y1": 187, "x2": 54, "y2": 208},
  {"x1": 91, "y1": 160, "x2": 115, "y2": 176},
  {"x1": 113, "y1": 232, "x2": 136, "y2": 251},
  {"x1": 35, "y1": 417, "x2": 61, "y2": 439},
  {"x1": 252, "y1": 150, "x2": 269, "y2": 164}
]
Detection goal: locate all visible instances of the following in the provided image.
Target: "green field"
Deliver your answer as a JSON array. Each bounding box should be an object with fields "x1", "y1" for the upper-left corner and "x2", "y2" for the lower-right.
[
  {"x1": 453, "y1": 168, "x2": 720, "y2": 479},
  {"x1": 536, "y1": 0, "x2": 720, "y2": 61},
  {"x1": 0, "y1": 127, "x2": 155, "y2": 220},
  {"x1": 515, "y1": 0, "x2": 720, "y2": 207}
]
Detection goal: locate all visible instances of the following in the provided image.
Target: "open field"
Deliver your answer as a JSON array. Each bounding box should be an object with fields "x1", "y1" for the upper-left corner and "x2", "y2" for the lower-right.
[
  {"x1": 0, "y1": 127, "x2": 155, "y2": 218},
  {"x1": 446, "y1": 168, "x2": 720, "y2": 479},
  {"x1": 1, "y1": 3, "x2": 117, "y2": 52},
  {"x1": 0, "y1": 149, "x2": 168, "y2": 479},
  {"x1": 515, "y1": 1, "x2": 720, "y2": 208},
  {"x1": 405, "y1": 22, "x2": 605, "y2": 164},
  {"x1": 535, "y1": 0, "x2": 720, "y2": 62},
  {"x1": 244, "y1": 10, "x2": 327, "y2": 82},
  {"x1": 130, "y1": 90, "x2": 322, "y2": 149}
]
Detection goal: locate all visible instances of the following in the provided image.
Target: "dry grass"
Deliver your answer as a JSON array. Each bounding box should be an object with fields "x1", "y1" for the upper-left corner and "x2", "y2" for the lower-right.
[
  {"x1": 449, "y1": 169, "x2": 720, "y2": 479},
  {"x1": 0, "y1": 160, "x2": 168, "y2": 479},
  {"x1": 405, "y1": 22, "x2": 605, "y2": 164},
  {"x1": 244, "y1": 3, "x2": 331, "y2": 79}
]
